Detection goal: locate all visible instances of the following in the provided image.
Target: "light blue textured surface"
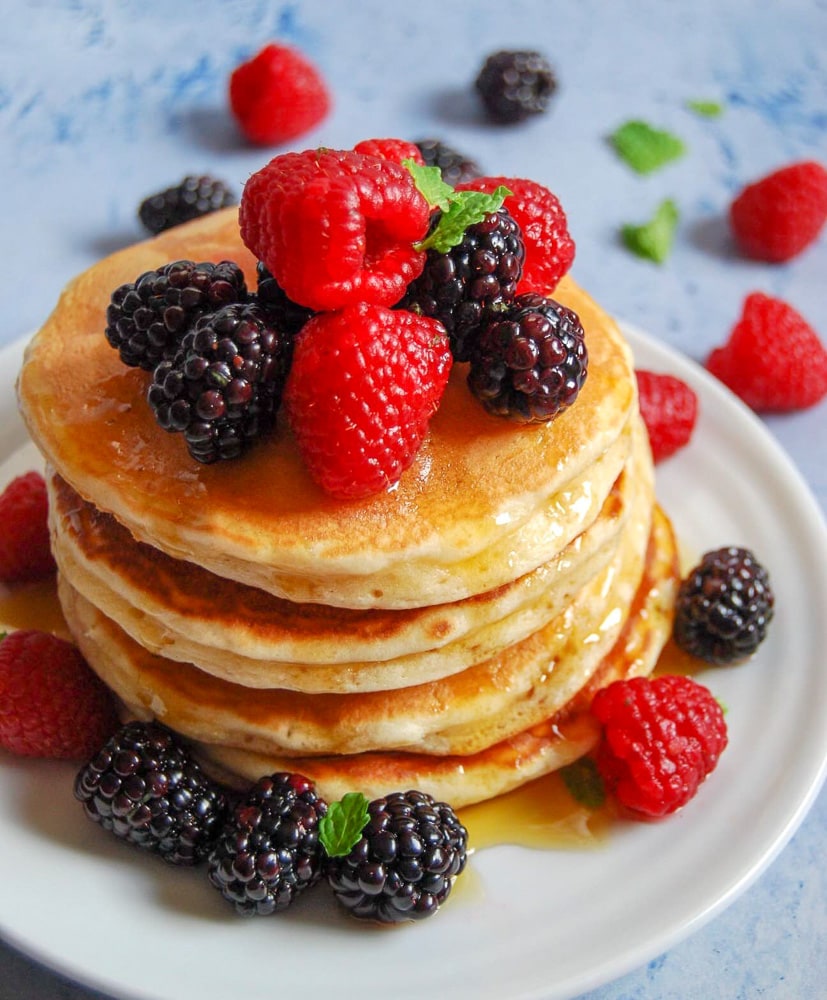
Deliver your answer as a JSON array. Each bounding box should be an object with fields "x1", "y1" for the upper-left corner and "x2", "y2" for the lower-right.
[{"x1": 0, "y1": 2, "x2": 825, "y2": 998}]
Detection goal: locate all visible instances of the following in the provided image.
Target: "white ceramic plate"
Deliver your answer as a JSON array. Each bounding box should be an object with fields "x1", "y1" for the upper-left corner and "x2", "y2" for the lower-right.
[{"x1": 1, "y1": 326, "x2": 826, "y2": 1000}]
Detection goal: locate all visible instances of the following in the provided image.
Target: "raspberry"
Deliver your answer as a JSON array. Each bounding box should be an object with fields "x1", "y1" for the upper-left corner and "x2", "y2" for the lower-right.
[
  {"x1": 401, "y1": 206, "x2": 525, "y2": 361},
  {"x1": 636, "y1": 370, "x2": 698, "y2": 462},
  {"x1": 591, "y1": 675, "x2": 728, "y2": 818},
  {"x1": 353, "y1": 137, "x2": 424, "y2": 166},
  {"x1": 457, "y1": 176, "x2": 575, "y2": 294},
  {"x1": 239, "y1": 149, "x2": 430, "y2": 311},
  {"x1": 229, "y1": 43, "x2": 330, "y2": 146},
  {"x1": 706, "y1": 292, "x2": 827, "y2": 412},
  {"x1": 0, "y1": 471, "x2": 56, "y2": 584},
  {"x1": 474, "y1": 50, "x2": 557, "y2": 123},
  {"x1": 284, "y1": 304, "x2": 452, "y2": 500},
  {"x1": 414, "y1": 139, "x2": 482, "y2": 186},
  {"x1": 0, "y1": 630, "x2": 118, "y2": 759},
  {"x1": 137, "y1": 175, "x2": 236, "y2": 236},
  {"x1": 468, "y1": 293, "x2": 587, "y2": 422},
  {"x1": 729, "y1": 161, "x2": 827, "y2": 262},
  {"x1": 674, "y1": 547, "x2": 774, "y2": 665}
]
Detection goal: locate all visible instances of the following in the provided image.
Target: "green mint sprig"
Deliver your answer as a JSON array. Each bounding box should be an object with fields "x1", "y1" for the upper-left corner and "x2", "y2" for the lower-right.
[
  {"x1": 610, "y1": 120, "x2": 686, "y2": 175},
  {"x1": 621, "y1": 198, "x2": 680, "y2": 264},
  {"x1": 560, "y1": 757, "x2": 606, "y2": 810},
  {"x1": 686, "y1": 98, "x2": 725, "y2": 118},
  {"x1": 318, "y1": 791, "x2": 370, "y2": 857}
]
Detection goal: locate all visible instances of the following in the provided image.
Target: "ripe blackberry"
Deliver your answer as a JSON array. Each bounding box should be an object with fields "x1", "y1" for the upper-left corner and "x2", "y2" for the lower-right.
[
  {"x1": 401, "y1": 206, "x2": 524, "y2": 361},
  {"x1": 468, "y1": 292, "x2": 588, "y2": 422},
  {"x1": 414, "y1": 138, "x2": 481, "y2": 186},
  {"x1": 674, "y1": 547, "x2": 774, "y2": 665},
  {"x1": 138, "y1": 175, "x2": 236, "y2": 235},
  {"x1": 105, "y1": 259, "x2": 248, "y2": 371},
  {"x1": 208, "y1": 773, "x2": 328, "y2": 916},
  {"x1": 256, "y1": 262, "x2": 315, "y2": 335},
  {"x1": 475, "y1": 50, "x2": 557, "y2": 124},
  {"x1": 74, "y1": 721, "x2": 228, "y2": 865},
  {"x1": 326, "y1": 789, "x2": 468, "y2": 923},
  {"x1": 147, "y1": 301, "x2": 292, "y2": 464}
]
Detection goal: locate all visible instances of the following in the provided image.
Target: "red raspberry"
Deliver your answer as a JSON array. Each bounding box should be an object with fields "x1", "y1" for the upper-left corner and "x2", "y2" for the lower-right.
[
  {"x1": 636, "y1": 370, "x2": 698, "y2": 462},
  {"x1": 284, "y1": 304, "x2": 452, "y2": 500},
  {"x1": 729, "y1": 161, "x2": 827, "y2": 262},
  {"x1": 591, "y1": 675, "x2": 728, "y2": 819},
  {"x1": 706, "y1": 292, "x2": 827, "y2": 412},
  {"x1": 0, "y1": 471, "x2": 56, "y2": 584},
  {"x1": 0, "y1": 630, "x2": 119, "y2": 759},
  {"x1": 457, "y1": 176, "x2": 575, "y2": 294},
  {"x1": 352, "y1": 138, "x2": 425, "y2": 166},
  {"x1": 229, "y1": 43, "x2": 330, "y2": 146},
  {"x1": 240, "y1": 149, "x2": 430, "y2": 312}
]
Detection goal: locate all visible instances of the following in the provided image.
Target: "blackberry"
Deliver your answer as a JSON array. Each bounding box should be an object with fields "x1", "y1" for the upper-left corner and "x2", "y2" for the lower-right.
[
  {"x1": 138, "y1": 175, "x2": 236, "y2": 235},
  {"x1": 105, "y1": 259, "x2": 248, "y2": 371},
  {"x1": 147, "y1": 301, "x2": 292, "y2": 464},
  {"x1": 401, "y1": 206, "x2": 524, "y2": 361},
  {"x1": 414, "y1": 138, "x2": 481, "y2": 187},
  {"x1": 468, "y1": 292, "x2": 588, "y2": 422},
  {"x1": 256, "y1": 262, "x2": 315, "y2": 335},
  {"x1": 208, "y1": 773, "x2": 327, "y2": 916},
  {"x1": 326, "y1": 789, "x2": 468, "y2": 924},
  {"x1": 674, "y1": 547, "x2": 774, "y2": 665},
  {"x1": 73, "y1": 721, "x2": 227, "y2": 866},
  {"x1": 475, "y1": 50, "x2": 557, "y2": 124}
]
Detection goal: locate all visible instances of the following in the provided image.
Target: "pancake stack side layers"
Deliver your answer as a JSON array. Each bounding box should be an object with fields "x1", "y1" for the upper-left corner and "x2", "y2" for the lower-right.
[{"x1": 17, "y1": 207, "x2": 680, "y2": 807}]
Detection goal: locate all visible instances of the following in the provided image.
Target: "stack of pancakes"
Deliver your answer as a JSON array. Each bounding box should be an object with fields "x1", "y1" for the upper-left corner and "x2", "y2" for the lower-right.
[{"x1": 17, "y1": 208, "x2": 679, "y2": 807}]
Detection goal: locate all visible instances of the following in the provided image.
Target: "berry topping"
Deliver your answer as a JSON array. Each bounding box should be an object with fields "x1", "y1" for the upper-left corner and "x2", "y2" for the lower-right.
[
  {"x1": 323, "y1": 789, "x2": 468, "y2": 923},
  {"x1": 401, "y1": 205, "x2": 525, "y2": 361},
  {"x1": 591, "y1": 675, "x2": 728, "y2": 819},
  {"x1": 137, "y1": 175, "x2": 236, "y2": 236},
  {"x1": 457, "y1": 176, "x2": 575, "y2": 294},
  {"x1": 229, "y1": 43, "x2": 330, "y2": 146},
  {"x1": 255, "y1": 262, "x2": 315, "y2": 336},
  {"x1": 414, "y1": 138, "x2": 482, "y2": 186},
  {"x1": 239, "y1": 148, "x2": 430, "y2": 311},
  {"x1": 284, "y1": 303, "x2": 452, "y2": 500},
  {"x1": 468, "y1": 292, "x2": 588, "y2": 423},
  {"x1": 729, "y1": 160, "x2": 827, "y2": 262},
  {"x1": 474, "y1": 50, "x2": 557, "y2": 124},
  {"x1": 353, "y1": 137, "x2": 424, "y2": 166},
  {"x1": 208, "y1": 772, "x2": 327, "y2": 915},
  {"x1": 0, "y1": 630, "x2": 118, "y2": 759},
  {"x1": 147, "y1": 301, "x2": 293, "y2": 464},
  {"x1": 674, "y1": 547, "x2": 774, "y2": 666},
  {"x1": 636, "y1": 370, "x2": 698, "y2": 462},
  {"x1": 75, "y1": 721, "x2": 228, "y2": 865},
  {"x1": 105, "y1": 259, "x2": 248, "y2": 372},
  {"x1": 0, "y1": 471, "x2": 56, "y2": 584},
  {"x1": 706, "y1": 292, "x2": 827, "y2": 412}
]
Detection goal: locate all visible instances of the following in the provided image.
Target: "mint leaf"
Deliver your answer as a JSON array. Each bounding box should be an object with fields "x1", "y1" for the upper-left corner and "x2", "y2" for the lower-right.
[
  {"x1": 686, "y1": 99, "x2": 724, "y2": 118},
  {"x1": 610, "y1": 120, "x2": 686, "y2": 174},
  {"x1": 560, "y1": 757, "x2": 606, "y2": 810},
  {"x1": 621, "y1": 198, "x2": 679, "y2": 264},
  {"x1": 319, "y1": 791, "x2": 370, "y2": 857},
  {"x1": 403, "y1": 159, "x2": 454, "y2": 211},
  {"x1": 416, "y1": 186, "x2": 511, "y2": 254}
]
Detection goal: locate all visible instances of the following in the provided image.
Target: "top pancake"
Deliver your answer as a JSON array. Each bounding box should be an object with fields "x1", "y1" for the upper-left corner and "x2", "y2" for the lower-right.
[{"x1": 17, "y1": 208, "x2": 638, "y2": 609}]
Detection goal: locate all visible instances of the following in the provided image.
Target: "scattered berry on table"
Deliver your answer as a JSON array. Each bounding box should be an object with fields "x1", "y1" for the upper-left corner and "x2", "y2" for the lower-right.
[
  {"x1": 0, "y1": 630, "x2": 118, "y2": 759},
  {"x1": 674, "y1": 547, "x2": 774, "y2": 666},
  {"x1": 239, "y1": 148, "x2": 430, "y2": 311},
  {"x1": 148, "y1": 301, "x2": 292, "y2": 464},
  {"x1": 283, "y1": 303, "x2": 452, "y2": 500},
  {"x1": 353, "y1": 137, "x2": 424, "y2": 166},
  {"x1": 414, "y1": 138, "x2": 481, "y2": 186},
  {"x1": 137, "y1": 175, "x2": 236, "y2": 236},
  {"x1": 729, "y1": 160, "x2": 827, "y2": 262},
  {"x1": 636, "y1": 370, "x2": 698, "y2": 462},
  {"x1": 324, "y1": 789, "x2": 468, "y2": 923},
  {"x1": 255, "y1": 262, "x2": 314, "y2": 335},
  {"x1": 468, "y1": 292, "x2": 588, "y2": 423},
  {"x1": 706, "y1": 292, "x2": 827, "y2": 412},
  {"x1": 208, "y1": 772, "x2": 327, "y2": 915},
  {"x1": 229, "y1": 42, "x2": 330, "y2": 146},
  {"x1": 457, "y1": 176, "x2": 575, "y2": 294},
  {"x1": 401, "y1": 206, "x2": 525, "y2": 361},
  {"x1": 105, "y1": 259, "x2": 248, "y2": 372},
  {"x1": 591, "y1": 675, "x2": 728, "y2": 819},
  {"x1": 0, "y1": 471, "x2": 56, "y2": 584},
  {"x1": 474, "y1": 50, "x2": 557, "y2": 124},
  {"x1": 75, "y1": 721, "x2": 228, "y2": 865}
]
